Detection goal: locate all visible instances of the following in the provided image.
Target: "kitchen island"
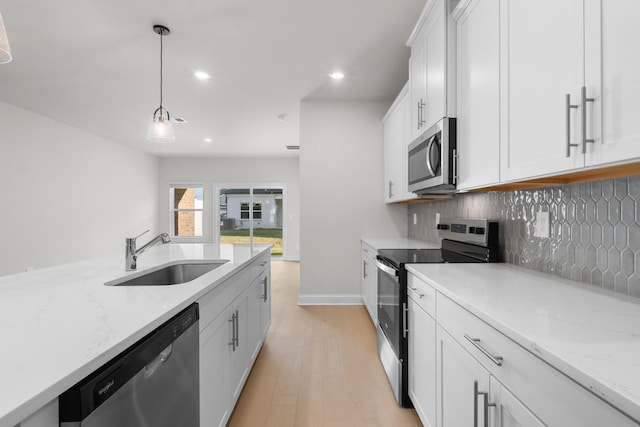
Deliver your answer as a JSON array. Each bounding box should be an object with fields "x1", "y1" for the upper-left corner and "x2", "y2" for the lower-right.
[{"x1": 0, "y1": 243, "x2": 271, "y2": 427}]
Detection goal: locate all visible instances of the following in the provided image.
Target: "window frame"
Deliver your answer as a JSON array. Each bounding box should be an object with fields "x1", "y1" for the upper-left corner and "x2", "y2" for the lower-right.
[{"x1": 169, "y1": 183, "x2": 205, "y2": 241}]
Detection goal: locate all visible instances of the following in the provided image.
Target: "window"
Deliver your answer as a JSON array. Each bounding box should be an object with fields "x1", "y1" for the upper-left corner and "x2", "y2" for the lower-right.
[
  {"x1": 240, "y1": 202, "x2": 262, "y2": 220},
  {"x1": 170, "y1": 185, "x2": 203, "y2": 237}
]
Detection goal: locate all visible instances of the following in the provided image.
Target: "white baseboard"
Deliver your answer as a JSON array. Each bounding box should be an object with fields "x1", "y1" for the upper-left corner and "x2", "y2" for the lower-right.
[{"x1": 298, "y1": 294, "x2": 364, "y2": 306}]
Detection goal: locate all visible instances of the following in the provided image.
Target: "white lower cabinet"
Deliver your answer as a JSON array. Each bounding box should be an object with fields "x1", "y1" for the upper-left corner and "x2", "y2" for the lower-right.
[
  {"x1": 361, "y1": 241, "x2": 377, "y2": 325},
  {"x1": 199, "y1": 254, "x2": 271, "y2": 427},
  {"x1": 408, "y1": 292, "x2": 437, "y2": 427},
  {"x1": 407, "y1": 272, "x2": 638, "y2": 427},
  {"x1": 200, "y1": 311, "x2": 232, "y2": 427}
]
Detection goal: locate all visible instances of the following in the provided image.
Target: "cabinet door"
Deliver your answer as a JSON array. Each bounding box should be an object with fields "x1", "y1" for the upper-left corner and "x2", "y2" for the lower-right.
[
  {"x1": 410, "y1": 27, "x2": 428, "y2": 142},
  {"x1": 248, "y1": 277, "x2": 263, "y2": 362},
  {"x1": 200, "y1": 314, "x2": 231, "y2": 427},
  {"x1": 456, "y1": 0, "x2": 501, "y2": 190},
  {"x1": 586, "y1": 0, "x2": 640, "y2": 165},
  {"x1": 260, "y1": 269, "x2": 271, "y2": 338},
  {"x1": 437, "y1": 326, "x2": 491, "y2": 427},
  {"x1": 384, "y1": 97, "x2": 406, "y2": 203},
  {"x1": 424, "y1": 0, "x2": 447, "y2": 130},
  {"x1": 408, "y1": 296, "x2": 437, "y2": 427},
  {"x1": 229, "y1": 296, "x2": 250, "y2": 403},
  {"x1": 500, "y1": 0, "x2": 585, "y2": 181},
  {"x1": 489, "y1": 376, "x2": 545, "y2": 427}
]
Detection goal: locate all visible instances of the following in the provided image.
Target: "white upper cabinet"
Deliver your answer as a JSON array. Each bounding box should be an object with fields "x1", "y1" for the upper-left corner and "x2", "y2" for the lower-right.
[
  {"x1": 499, "y1": 0, "x2": 640, "y2": 183},
  {"x1": 585, "y1": 0, "x2": 640, "y2": 165},
  {"x1": 500, "y1": 0, "x2": 586, "y2": 181},
  {"x1": 408, "y1": 0, "x2": 457, "y2": 143},
  {"x1": 409, "y1": 26, "x2": 428, "y2": 143},
  {"x1": 383, "y1": 83, "x2": 416, "y2": 203},
  {"x1": 454, "y1": 0, "x2": 501, "y2": 190}
]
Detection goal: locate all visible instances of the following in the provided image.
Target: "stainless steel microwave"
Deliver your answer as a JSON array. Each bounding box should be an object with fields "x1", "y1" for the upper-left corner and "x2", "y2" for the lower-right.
[{"x1": 408, "y1": 117, "x2": 457, "y2": 195}]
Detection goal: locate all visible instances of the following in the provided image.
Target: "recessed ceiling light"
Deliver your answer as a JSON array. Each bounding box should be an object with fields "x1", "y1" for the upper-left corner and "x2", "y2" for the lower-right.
[
  {"x1": 329, "y1": 71, "x2": 345, "y2": 80},
  {"x1": 204, "y1": 138, "x2": 212, "y2": 143},
  {"x1": 194, "y1": 70, "x2": 210, "y2": 80}
]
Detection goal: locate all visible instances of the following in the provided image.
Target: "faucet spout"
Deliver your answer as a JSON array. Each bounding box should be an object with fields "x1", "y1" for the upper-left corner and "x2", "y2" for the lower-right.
[{"x1": 125, "y1": 232, "x2": 171, "y2": 271}]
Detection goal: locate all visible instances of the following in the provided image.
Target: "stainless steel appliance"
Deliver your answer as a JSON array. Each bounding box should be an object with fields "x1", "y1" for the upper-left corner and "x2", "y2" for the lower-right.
[
  {"x1": 376, "y1": 218, "x2": 499, "y2": 407},
  {"x1": 408, "y1": 117, "x2": 457, "y2": 195},
  {"x1": 59, "y1": 303, "x2": 199, "y2": 427}
]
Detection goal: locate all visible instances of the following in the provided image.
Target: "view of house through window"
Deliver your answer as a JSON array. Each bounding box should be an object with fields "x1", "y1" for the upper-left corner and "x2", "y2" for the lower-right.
[
  {"x1": 218, "y1": 187, "x2": 283, "y2": 256},
  {"x1": 171, "y1": 186, "x2": 203, "y2": 237}
]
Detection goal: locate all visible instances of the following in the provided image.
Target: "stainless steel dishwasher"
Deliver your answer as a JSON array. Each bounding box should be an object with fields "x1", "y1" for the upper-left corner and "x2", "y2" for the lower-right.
[{"x1": 59, "y1": 303, "x2": 199, "y2": 427}]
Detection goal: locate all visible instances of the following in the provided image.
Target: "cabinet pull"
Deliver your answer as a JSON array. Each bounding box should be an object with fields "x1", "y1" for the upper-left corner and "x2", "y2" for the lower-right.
[
  {"x1": 363, "y1": 260, "x2": 368, "y2": 279},
  {"x1": 566, "y1": 94, "x2": 579, "y2": 157},
  {"x1": 473, "y1": 381, "x2": 496, "y2": 427},
  {"x1": 402, "y1": 302, "x2": 409, "y2": 338},
  {"x1": 464, "y1": 334, "x2": 503, "y2": 366},
  {"x1": 409, "y1": 287, "x2": 425, "y2": 299},
  {"x1": 417, "y1": 101, "x2": 422, "y2": 129},
  {"x1": 388, "y1": 180, "x2": 394, "y2": 198},
  {"x1": 581, "y1": 86, "x2": 595, "y2": 154},
  {"x1": 229, "y1": 312, "x2": 237, "y2": 351},
  {"x1": 262, "y1": 277, "x2": 268, "y2": 302},
  {"x1": 420, "y1": 99, "x2": 426, "y2": 127},
  {"x1": 234, "y1": 309, "x2": 239, "y2": 348}
]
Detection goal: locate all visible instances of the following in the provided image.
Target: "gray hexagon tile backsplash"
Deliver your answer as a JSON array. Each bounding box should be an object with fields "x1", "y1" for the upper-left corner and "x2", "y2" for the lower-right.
[{"x1": 408, "y1": 176, "x2": 640, "y2": 298}]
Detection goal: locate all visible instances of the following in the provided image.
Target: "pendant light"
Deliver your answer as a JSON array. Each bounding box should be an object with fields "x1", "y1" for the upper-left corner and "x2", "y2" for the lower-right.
[
  {"x1": 0, "y1": 12, "x2": 12, "y2": 64},
  {"x1": 147, "y1": 25, "x2": 175, "y2": 143}
]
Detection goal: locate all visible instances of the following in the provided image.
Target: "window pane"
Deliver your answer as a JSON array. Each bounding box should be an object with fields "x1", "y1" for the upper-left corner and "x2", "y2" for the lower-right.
[{"x1": 172, "y1": 186, "x2": 203, "y2": 237}]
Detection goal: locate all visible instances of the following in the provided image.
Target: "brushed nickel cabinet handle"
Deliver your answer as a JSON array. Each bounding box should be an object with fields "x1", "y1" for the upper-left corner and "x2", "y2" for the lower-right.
[
  {"x1": 566, "y1": 94, "x2": 579, "y2": 157},
  {"x1": 464, "y1": 334, "x2": 503, "y2": 366},
  {"x1": 402, "y1": 302, "x2": 409, "y2": 338},
  {"x1": 582, "y1": 86, "x2": 595, "y2": 154},
  {"x1": 229, "y1": 312, "x2": 236, "y2": 351},
  {"x1": 473, "y1": 380, "x2": 495, "y2": 427}
]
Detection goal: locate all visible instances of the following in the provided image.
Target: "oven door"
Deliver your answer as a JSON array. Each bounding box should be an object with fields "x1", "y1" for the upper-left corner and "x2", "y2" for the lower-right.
[{"x1": 376, "y1": 257, "x2": 401, "y2": 357}]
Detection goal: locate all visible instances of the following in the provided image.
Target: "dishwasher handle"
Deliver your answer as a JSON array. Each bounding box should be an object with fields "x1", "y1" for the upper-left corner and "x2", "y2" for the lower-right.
[{"x1": 144, "y1": 343, "x2": 174, "y2": 378}]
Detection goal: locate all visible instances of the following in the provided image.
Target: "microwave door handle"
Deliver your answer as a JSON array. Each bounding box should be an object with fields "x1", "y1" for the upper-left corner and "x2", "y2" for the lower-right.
[{"x1": 425, "y1": 136, "x2": 437, "y2": 177}]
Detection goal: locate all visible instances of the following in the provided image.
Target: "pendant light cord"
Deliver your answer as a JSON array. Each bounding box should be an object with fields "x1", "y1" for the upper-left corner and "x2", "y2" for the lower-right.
[{"x1": 159, "y1": 29, "x2": 164, "y2": 110}]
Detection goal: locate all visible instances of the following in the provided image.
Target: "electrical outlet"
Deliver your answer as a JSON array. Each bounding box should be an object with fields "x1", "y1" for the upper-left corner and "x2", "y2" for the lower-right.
[
  {"x1": 413, "y1": 213, "x2": 418, "y2": 225},
  {"x1": 535, "y1": 211, "x2": 550, "y2": 238}
]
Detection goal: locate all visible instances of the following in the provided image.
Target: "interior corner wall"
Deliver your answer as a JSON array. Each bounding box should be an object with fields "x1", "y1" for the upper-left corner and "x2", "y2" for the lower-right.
[
  {"x1": 299, "y1": 101, "x2": 408, "y2": 303},
  {"x1": 0, "y1": 101, "x2": 159, "y2": 277},
  {"x1": 158, "y1": 156, "x2": 301, "y2": 260}
]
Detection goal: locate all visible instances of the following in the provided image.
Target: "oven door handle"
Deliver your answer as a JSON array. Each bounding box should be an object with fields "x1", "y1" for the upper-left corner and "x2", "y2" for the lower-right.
[{"x1": 374, "y1": 259, "x2": 398, "y2": 278}]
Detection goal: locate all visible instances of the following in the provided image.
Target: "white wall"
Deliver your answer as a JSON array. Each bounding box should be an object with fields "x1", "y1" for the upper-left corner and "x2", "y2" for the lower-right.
[
  {"x1": 299, "y1": 101, "x2": 407, "y2": 304},
  {"x1": 158, "y1": 157, "x2": 300, "y2": 260},
  {"x1": 0, "y1": 101, "x2": 159, "y2": 277}
]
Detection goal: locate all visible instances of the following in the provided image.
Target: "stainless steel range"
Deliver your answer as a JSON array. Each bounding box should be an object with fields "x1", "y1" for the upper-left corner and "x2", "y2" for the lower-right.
[{"x1": 375, "y1": 218, "x2": 500, "y2": 407}]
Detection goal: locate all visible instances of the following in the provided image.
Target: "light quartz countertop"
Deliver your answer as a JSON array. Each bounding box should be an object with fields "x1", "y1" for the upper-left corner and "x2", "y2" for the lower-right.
[
  {"x1": 0, "y1": 243, "x2": 270, "y2": 427},
  {"x1": 361, "y1": 237, "x2": 439, "y2": 250},
  {"x1": 406, "y1": 263, "x2": 640, "y2": 423}
]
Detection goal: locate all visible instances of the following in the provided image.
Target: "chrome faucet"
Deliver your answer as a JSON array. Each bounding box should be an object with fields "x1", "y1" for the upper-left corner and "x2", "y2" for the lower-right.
[{"x1": 125, "y1": 230, "x2": 171, "y2": 271}]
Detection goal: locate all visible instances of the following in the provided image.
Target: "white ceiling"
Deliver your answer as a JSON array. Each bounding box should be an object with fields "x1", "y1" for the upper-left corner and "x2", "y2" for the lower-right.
[{"x1": 0, "y1": 0, "x2": 425, "y2": 157}]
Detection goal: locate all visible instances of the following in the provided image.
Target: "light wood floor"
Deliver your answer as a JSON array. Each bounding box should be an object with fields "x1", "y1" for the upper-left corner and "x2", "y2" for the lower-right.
[{"x1": 227, "y1": 261, "x2": 422, "y2": 427}]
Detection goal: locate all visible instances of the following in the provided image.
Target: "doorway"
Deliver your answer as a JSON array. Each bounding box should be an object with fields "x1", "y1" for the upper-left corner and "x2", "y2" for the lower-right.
[{"x1": 215, "y1": 185, "x2": 285, "y2": 257}]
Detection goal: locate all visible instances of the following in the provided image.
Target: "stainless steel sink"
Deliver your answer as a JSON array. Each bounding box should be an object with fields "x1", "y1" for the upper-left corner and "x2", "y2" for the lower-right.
[{"x1": 106, "y1": 260, "x2": 228, "y2": 286}]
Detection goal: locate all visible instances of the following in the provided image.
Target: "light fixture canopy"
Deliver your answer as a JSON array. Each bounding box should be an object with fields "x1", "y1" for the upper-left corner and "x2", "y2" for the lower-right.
[
  {"x1": 0, "y1": 12, "x2": 13, "y2": 64},
  {"x1": 147, "y1": 24, "x2": 175, "y2": 143}
]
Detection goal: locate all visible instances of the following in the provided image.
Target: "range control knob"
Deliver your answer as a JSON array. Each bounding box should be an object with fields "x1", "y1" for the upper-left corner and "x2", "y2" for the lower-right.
[{"x1": 437, "y1": 224, "x2": 449, "y2": 230}]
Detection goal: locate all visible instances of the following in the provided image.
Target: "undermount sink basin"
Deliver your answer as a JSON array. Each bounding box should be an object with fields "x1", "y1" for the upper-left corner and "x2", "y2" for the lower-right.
[{"x1": 106, "y1": 260, "x2": 229, "y2": 286}]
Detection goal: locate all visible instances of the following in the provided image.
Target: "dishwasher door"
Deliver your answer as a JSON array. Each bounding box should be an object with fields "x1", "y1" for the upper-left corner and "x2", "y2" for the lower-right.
[{"x1": 60, "y1": 303, "x2": 199, "y2": 427}]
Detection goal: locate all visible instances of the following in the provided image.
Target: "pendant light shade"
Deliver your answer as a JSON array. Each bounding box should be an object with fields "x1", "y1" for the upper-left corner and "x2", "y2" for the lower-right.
[
  {"x1": 147, "y1": 25, "x2": 174, "y2": 143},
  {"x1": 0, "y1": 12, "x2": 12, "y2": 64}
]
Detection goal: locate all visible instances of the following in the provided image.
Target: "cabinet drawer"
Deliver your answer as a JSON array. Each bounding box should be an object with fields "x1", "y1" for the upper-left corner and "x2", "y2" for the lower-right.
[
  {"x1": 407, "y1": 273, "x2": 436, "y2": 317},
  {"x1": 199, "y1": 255, "x2": 269, "y2": 331},
  {"x1": 437, "y1": 293, "x2": 637, "y2": 426},
  {"x1": 361, "y1": 242, "x2": 376, "y2": 257}
]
